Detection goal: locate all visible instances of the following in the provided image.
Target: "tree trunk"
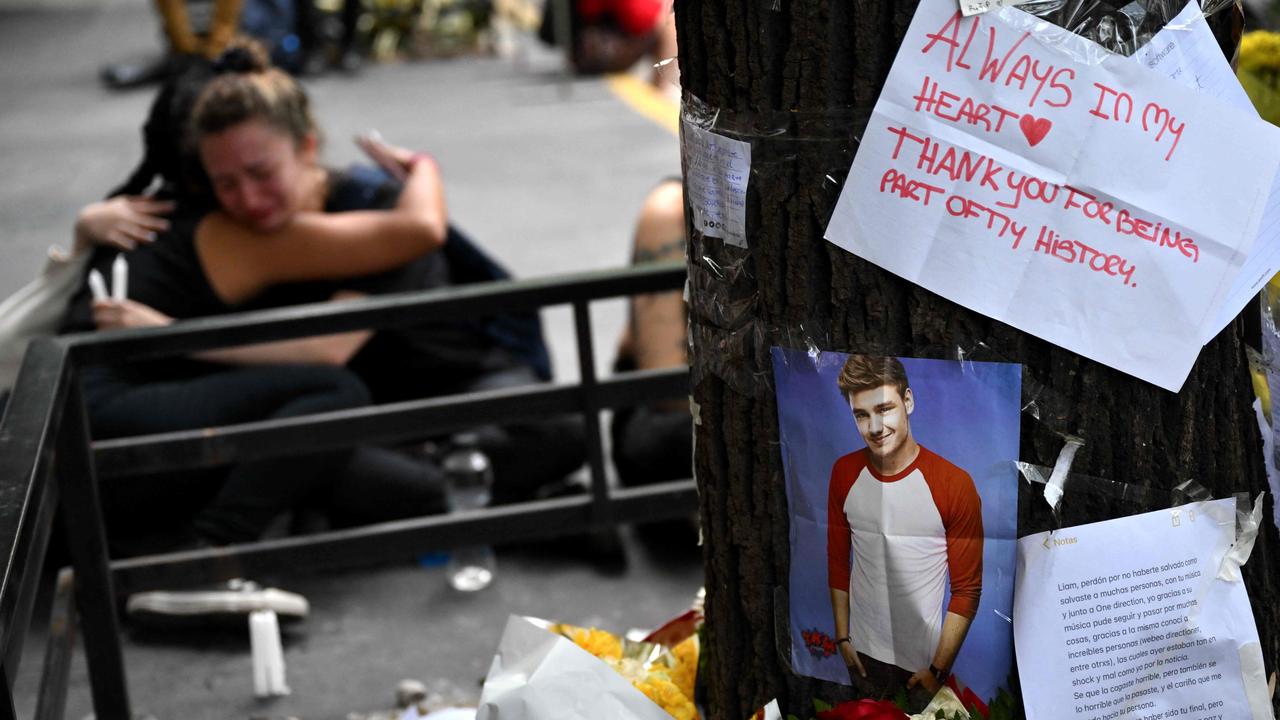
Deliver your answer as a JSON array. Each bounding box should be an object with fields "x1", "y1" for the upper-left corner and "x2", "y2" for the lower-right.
[{"x1": 676, "y1": 2, "x2": 1279, "y2": 718}]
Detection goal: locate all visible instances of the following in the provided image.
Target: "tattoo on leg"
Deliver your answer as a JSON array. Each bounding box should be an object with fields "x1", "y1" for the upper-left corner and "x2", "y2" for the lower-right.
[{"x1": 634, "y1": 236, "x2": 687, "y2": 264}]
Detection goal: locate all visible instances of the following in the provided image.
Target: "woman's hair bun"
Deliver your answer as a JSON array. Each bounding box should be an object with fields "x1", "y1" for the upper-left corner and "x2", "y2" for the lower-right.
[{"x1": 212, "y1": 39, "x2": 271, "y2": 75}]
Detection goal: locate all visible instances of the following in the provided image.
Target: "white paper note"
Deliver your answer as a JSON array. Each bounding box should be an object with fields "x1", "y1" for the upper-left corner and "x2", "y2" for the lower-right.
[
  {"x1": 825, "y1": 0, "x2": 1280, "y2": 391},
  {"x1": 1132, "y1": 0, "x2": 1280, "y2": 338},
  {"x1": 681, "y1": 121, "x2": 751, "y2": 248},
  {"x1": 959, "y1": 0, "x2": 1033, "y2": 18},
  {"x1": 1014, "y1": 499, "x2": 1274, "y2": 720},
  {"x1": 1134, "y1": 1, "x2": 1253, "y2": 111}
]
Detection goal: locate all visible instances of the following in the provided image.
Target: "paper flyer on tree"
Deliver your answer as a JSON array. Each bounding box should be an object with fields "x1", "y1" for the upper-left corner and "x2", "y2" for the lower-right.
[
  {"x1": 1014, "y1": 499, "x2": 1274, "y2": 720},
  {"x1": 680, "y1": 120, "x2": 750, "y2": 248},
  {"x1": 824, "y1": 0, "x2": 1280, "y2": 391}
]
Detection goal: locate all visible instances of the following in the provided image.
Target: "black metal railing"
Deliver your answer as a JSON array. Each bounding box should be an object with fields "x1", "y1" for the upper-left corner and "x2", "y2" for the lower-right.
[{"x1": 0, "y1": 261, "x2": 693, "y2": 719}]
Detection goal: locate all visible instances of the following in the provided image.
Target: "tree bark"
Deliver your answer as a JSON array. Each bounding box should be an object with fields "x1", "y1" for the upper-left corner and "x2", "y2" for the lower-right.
[{"x1": 676, "y1": 2, "x2": 1278, "y2": 718}]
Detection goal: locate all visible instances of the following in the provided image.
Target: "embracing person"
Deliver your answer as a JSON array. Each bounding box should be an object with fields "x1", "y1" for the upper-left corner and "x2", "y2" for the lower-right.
[{"x1": 64, "y1": 43, "x2": 581, "y2": 552}]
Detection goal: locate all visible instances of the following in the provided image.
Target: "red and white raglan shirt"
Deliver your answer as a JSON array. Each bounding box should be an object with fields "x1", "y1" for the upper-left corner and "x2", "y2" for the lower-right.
[{"x1": 827, "y1": 446, "x2": 983, "y2": 673}]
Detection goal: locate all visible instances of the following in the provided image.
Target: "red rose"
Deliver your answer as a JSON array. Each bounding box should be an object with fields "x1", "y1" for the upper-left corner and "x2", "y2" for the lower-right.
[{"x1": 816, "y1": 699, "x2": 909, "y2": 720}]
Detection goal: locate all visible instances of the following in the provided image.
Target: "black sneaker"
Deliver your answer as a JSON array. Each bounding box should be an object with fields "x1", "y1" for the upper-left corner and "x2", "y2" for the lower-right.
[
  {"x1": 99, "y1": 55, "x2": 170, "y2": 89},
  {"x1": 337, "y1": 48, "x2": 364, "y2": 73}
]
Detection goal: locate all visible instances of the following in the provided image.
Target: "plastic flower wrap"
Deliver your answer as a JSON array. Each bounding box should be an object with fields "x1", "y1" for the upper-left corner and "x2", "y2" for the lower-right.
[
  {"x1": 551, "y1": 623, "x2": 700, "y2": 720},
  {"x1": 748, "y1": 700, "x2": 784, "y2": 720},
  {"x1": 907, "y1": 687, "x2": 971, "y2": 720}
]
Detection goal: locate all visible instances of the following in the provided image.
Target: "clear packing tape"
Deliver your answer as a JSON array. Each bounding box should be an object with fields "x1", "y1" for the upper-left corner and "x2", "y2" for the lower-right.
[
  {"x1": 1017, "y1": 460, "x2": 1163, "y2": 510},
  {"x1": 1258, "y1": 283, "x2": 1280, "y2": 531},
  {"x1": 1043, "y1": 435, "x2": 1084, "y2": 513},
  {"x1": 1018, "y1": 460, "x2": 1265, "y2": 581},
  {"x1": 1220, "y1": 490, "x2": 1265, "y2": 581},
  {"x1": 953, "y1": 339, "x2": 1249, "y2": 526},
  {"x1": 680, "y1": 93, "x2": 872, "y2": 399},
  {"x1": 1020, "y1": 0, "x2": 1242, "y2": 60}
]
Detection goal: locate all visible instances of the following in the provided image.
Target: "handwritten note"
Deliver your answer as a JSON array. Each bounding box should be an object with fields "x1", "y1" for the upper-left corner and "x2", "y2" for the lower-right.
[
  {"x1": 1015, "y1": 499, "x2": 1274, "y2": 720},
  {"x1": 681, "y1": 121, "x2": 750, "y2": 248},
  {"x1": 1134, "y1": 1, "x2": 1253, "y2": 111},
  {"x1": 825, "y1": 0, "x2": 1280, "y2": 391},
  {"x1": 1133, "y1": 0, "x2": 1280, "y2": 339}
]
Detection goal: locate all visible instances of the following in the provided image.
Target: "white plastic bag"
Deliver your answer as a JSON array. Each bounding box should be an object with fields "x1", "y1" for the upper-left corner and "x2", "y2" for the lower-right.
[
  {"x1": 0, "y1": 248, "x2": 89, "y2": 390},
  {"x1": 476, "y1": 616, "x2": 673, "y2": 720}
]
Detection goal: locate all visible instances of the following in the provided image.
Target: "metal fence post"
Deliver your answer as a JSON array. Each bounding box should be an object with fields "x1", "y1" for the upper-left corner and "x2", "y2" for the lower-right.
[
  {"x1": 34, "y1": 569, "x2": 76, "y2": 720},
  {"x1": 54, "y1": 379, "x2": 130, "y2": 718},
  {"x1": 0, "y1": 672, "x2": 17, "y2": 720},
  {"x1": 572, "y1": 300, "x2": 611, "y2": 525}
]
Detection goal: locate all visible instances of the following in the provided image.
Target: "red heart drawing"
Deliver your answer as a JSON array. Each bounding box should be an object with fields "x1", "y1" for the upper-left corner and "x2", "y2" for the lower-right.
[{"x1": 1020, "y1": 114, "x2": 1052, "y2": 147}]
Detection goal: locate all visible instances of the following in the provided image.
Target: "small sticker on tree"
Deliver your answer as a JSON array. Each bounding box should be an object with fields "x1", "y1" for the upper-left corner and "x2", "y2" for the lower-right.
[{"x1": 959, "y1": 0, "x2": 1033, "y2": 17}]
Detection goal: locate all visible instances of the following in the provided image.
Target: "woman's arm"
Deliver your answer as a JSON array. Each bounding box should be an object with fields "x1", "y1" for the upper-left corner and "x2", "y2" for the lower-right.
[
  {"x1": 194, "y1": 326, "x2": 372, "y2": 366},
  {"x1": 74, "y1": 196, "x2": 175, "y2": 252},
  {"x1": 197, "y1": 158, "x2": 448, "y2": 305},
  {"x1": 93, "y1": 292, "x2": 374, "y2": 366}
]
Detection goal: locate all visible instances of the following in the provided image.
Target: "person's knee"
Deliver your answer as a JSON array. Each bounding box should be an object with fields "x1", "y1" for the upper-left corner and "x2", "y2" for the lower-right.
[
  {"x1": 633, "y1": 180, "x2": 685, "y2": 262},
  {"x1": 288, "y1": 366, "x2": 372, "y2": 413},
  {"x1": 319, "y1": 370, "x2": 372, "y2": 409}
]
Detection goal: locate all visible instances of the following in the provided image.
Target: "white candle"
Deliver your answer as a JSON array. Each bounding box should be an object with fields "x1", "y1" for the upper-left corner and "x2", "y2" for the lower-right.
[
  {"x1": 249, "y1": 610, "x2": 290, "y2": 697},
  {"x1": 111, "y1": 255, "x2": 128, "y2": 301},
  {"x1": 87, "y1": 269, "x2": 108, "y2": 302}
]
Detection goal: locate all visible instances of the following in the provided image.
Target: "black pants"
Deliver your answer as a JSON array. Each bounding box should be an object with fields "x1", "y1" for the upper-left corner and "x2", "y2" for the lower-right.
[
  {"x1": 845, "y1": 652, "x2": 935, "y2": 712},
  {"x1": 84, "y1": 363, "x2": 446, "y2": 547},
  {"x1": 611, "y1": 404, "x2": 692, "y2": 487},
  {"x1": 467, "y1": 366, "x2": 588, "y2": 505},
  {"x1": 352, "y1": 361, "x2": 588, "y2": 506},
  {"x1": 609, "y1": 354, "x2": 692, "y2": 488}
]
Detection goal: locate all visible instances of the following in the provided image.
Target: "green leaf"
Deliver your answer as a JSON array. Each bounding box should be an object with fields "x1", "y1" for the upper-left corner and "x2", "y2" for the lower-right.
[
  {"x1": 786, "y1": 715, "x2": 802, "y2": 720},
  {"x1": 892, "y1": 687, "x2": 910, "y2": 711},
  {"x1": 812, "y1": 698, "x2": 834, "y2": 712},
  {"x1": 984, "y1": 678, "x2": 1026, "y2": 720}
]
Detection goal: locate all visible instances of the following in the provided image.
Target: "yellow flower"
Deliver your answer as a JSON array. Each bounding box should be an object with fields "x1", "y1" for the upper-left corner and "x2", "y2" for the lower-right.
[
  {"x1": 551, "y1": 623, "x2": 700, "y2": 719},
  {"x1": 1240, "y1": 31, "x2": 1280, "y2": 74},
  {"x1": 635, "y1": 671, "x2": 699, "y2": 720},
  {"x1": 554, "y1": 624, "x2": 623, "y2": 661},
  {"x1": 1239, "y1": 32, "x2": 1280, "y2": 126},
  {"x1": 670, "y1": 636, "x2": 698, "y2": 701}
]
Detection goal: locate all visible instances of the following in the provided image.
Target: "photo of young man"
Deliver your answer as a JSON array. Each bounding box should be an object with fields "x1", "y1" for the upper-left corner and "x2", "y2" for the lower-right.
[
  {"x1": 772, "y1": 347, "x2": 1018, "y2": 712},
  {"x1": 825, "y1": 355, "x2": 983, "y2": 699}
]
